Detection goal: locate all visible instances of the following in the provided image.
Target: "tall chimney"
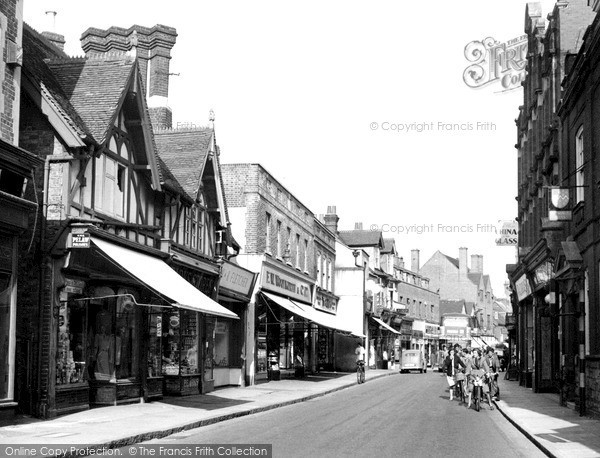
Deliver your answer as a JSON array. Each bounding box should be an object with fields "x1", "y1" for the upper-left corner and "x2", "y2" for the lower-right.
[
  {"x1": 459, "y1": 247, "x2": 468, "y2": 278},
  {"x1": 411, "y1": 249, "x2": 420, "y2": 272},
  {"x1": 398, "y1": 256, "x2": 405, "y2": 269},
  {"x1": 355, "y1": 222, "x2": 363, "y2": 230},
  {"x1": 471, "y1": 254, "x2": 483, "y2": 274},
  {"x1": 323, "y1": 205, "x2": 339, "y2": 235},
  {"x1": 80, "y1": 24, "x2": 178, "y2": 129}
]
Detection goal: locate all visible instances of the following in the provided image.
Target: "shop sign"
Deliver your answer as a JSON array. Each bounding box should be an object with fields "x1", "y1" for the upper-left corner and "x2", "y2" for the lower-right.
[
  {"x1": 315, "y1": 295, "x2": 337, "y2": 314},
  {"x1": 495, "y1": 220, "x2": 518, "y2": 246},
  {"x1": 64, "y1": 278, "x2": 85, "y2": 295},
  {"x1": 413, "y1": 330, "x2": 424, "y2": 339},
  {"x1": 261, "y1": 264, "x2": 312, "y2": 303},
  {"x1": 532, "y1": 261, "x2": 554, "y2": 289},
  {"x1": 515, "y1": 274, "x2": 532, "y2": 301},
  {"x1": 71, "y1": 233, "x2": 90, "y2": 248},
  {"x1": 220, "y1": 260, "x2": 255, "y2": 298},
  {"x1": 400, "y1": 322, "x2": 412, "y2": 335}
]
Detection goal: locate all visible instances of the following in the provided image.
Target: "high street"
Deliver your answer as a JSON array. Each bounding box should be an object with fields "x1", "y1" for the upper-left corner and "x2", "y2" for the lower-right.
[{"x1": 137, "y1": 372, "x2": 545, "y2": 458}]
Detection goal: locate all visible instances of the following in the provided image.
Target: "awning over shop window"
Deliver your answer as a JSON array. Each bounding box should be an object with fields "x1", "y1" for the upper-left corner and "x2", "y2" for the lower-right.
[
  {"x1": 371, "y1": 317, "x2": 400, "y2": 334},
  {"x1": 260, "y1": 291, "x2": 364, "y2": 337},
  {"x1": 92, "y1": 237, "x2": 239, "y2": 320}
]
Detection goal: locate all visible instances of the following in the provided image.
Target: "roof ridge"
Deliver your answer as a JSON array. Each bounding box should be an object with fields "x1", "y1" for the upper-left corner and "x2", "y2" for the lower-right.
[{"x1": 154, "y1": 126, "x2": 213, "y2": 134}]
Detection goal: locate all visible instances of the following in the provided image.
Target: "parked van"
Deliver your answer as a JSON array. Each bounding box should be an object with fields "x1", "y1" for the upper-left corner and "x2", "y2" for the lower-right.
[{"x1": 400, "y1": 349, "x2": 427, "y2": 373}]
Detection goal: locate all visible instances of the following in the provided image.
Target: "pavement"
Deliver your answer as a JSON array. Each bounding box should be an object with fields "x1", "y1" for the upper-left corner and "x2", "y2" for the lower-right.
[
  {"x1": 0, "y1": 368, "x2": 598, "y2": 457},
  {"x1": 494, "y1": 375, "x2": 600, "y2": 458}
]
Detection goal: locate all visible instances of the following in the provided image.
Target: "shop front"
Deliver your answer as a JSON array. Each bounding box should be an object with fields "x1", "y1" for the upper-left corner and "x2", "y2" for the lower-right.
[
  {"x1": 255, "y1": 259, "x2": 354, "y2": 380},
  {"x1": 215, "y1": 260, "x2": 257, "y2": 387},
  {"x1": 0, "y1": 141, "x2": 42, "y2": 421},
  {"x1": 47, "y1": 228, "x2": 239, "y2": 417},
  {"x1": 513, "y1": 272, "x2": 533, "y2": 387}
]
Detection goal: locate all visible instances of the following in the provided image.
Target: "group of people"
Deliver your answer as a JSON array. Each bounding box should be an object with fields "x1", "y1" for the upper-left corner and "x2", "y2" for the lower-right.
[{"x1": 443, "y1": 344, "x2": 500, "y2": 410}]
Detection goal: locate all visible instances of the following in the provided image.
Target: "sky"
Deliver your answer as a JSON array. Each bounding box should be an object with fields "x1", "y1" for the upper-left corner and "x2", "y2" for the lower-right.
[{"x1": 23, "y1": 0, "x2": 560, "y2": 298}]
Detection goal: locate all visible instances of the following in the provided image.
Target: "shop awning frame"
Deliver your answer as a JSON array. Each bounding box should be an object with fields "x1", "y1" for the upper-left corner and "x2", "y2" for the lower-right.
[
  {"x1": 260, "y1": 291, "x2": 365, "y2": 337},
  {"x1": 91, "y1": 237, "x2": 239, "y2": 320},
  {"x1": 371, "y1": 316, "x2": 400, "y2": 334}
]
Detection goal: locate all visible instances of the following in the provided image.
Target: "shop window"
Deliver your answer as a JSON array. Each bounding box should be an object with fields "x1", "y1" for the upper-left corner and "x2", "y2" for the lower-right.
[
  {"x1": 214, "y1": 321, "x2": 229, "y2": 367},
  {"x1": 0, "y1": 271, "x2": 11, "y2": 399},
  {"x1": 87, "y1": 287, "x2": 140, "y2": 382},
  {"x1": 147, "y1": 311, "x2": 163, "y2": 378},
  {"x1": 56, "y1": 301, "x2": 87, "y2": 385},
  {"x1": 204, "y1": 316, "x2": 215, "y2": 381},
  {"x1": 162, "y1": 309, "x2": 199, "y2": 376}
]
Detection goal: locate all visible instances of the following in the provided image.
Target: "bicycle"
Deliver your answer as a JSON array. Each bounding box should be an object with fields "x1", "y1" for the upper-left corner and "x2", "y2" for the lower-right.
[
  {"x1": 454, "y1": 371, "x2": 466, "y2": 404},
  {"x1": 471, "y1": 370, "x2": 485, "y2": 412},
  {"x1": 356, "y1": 360, "x2": 365, "y2": 384}
]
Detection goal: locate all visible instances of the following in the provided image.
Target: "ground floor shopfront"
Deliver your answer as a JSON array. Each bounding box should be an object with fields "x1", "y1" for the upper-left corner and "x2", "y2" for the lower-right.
[
  {"x1": 251, "y1": 258, "x2": 354, "y2": 382},
  {"x1": 0, "y1": 141, "x2": 43, "y2": 421},
  {"x1": 35, "y1": 226, "x2": 240, "y2": 418}
]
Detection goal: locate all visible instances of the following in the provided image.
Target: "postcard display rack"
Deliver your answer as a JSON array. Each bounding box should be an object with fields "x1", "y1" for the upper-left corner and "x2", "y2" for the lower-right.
[{"x1": 163, "y1": 309, "x2": 201, "y2": 395}]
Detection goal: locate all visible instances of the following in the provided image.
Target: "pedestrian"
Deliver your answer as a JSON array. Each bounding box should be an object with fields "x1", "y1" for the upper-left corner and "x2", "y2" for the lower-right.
[
  {"x1": 484, "y1": 347, "x2": 500, "y2": 400},
  {"x1": 444, "y1": 345, "x2": 466, "y2": 401}
]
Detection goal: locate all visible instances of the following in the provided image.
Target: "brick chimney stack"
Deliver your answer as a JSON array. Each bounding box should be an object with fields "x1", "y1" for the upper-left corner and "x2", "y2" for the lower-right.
[
  {"x1": 471, "y1": 254, "x2": 483, "y2": 274},
  {"x1": 355, "y1": 222, "x2": 363, "y2": 230},
  {"x1": 459, "y1": 247, "x2": 468, "y2": 278},
  {"x1": 411, "y1": 249, "x2": 420, "y2": 272},
  {"x1": 323, "y1": 206, "x2": 339, "y2": 235},
  {"x1": 80, "y1": 24, "x2": 178, "y2": 129}
]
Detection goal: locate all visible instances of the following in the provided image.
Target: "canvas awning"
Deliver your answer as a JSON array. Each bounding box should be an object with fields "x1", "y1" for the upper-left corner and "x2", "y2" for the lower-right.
[
  {"x1": 371, "y1": 317, "x2": 400, "y2": 334},
  {"x1": 260, "y1": 291, "x2": 364, "y2": 337},
  {"x1": 92, "y1": 237, "x2": 238, "y2": 319}
]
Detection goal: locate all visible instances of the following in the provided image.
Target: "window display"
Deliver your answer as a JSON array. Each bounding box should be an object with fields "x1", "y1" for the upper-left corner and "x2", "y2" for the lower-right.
[
  {"x1": 147, "y1": 311, "x2": 163, "y2": 377},
  {"x1": 204, "y1": 316, "x2": 215, "y2": 381},
  {"x1": 0, "y1": 271, "x2": 11, "y2": 398},
  {"x1": 162, "y1": 310, "x2": 199, "y2": 376},
  {"x1": 56, "y1": 301, "x2": 86, "y2": 385},
  {"x1": 214, "y1": 321, "x2": 229, "y2": 367}
]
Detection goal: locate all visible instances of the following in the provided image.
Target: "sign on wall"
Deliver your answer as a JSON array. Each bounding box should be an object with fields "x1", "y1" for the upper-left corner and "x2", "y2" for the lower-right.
[
  {"x1": 220, "y1": 260, "x2": 255, "y2": 298},
  {"x1": 261, "y1": 263, "x2": 313, "y2": 304}
]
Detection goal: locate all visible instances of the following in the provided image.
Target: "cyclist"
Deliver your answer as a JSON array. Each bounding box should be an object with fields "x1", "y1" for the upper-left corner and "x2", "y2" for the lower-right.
[
  {"x1": 444, "y1": 344, "x2": 465, "y2": 401},
  {"x1": 474, "y1": 348, "x2": 494, "y2": 410},
  {"x1": 484, "y1": 347, "x2": 500, "y2": 400},
  {"x1": 355, "y1": 342, "x2": 366, "y2": 380}
]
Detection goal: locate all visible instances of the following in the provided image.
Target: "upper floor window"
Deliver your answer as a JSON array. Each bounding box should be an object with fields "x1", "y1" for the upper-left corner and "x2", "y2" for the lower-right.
[
  {"x1": 265, "y1": 213, "x2": 272, "y2": 253},
  {"x1": 326, "y1": 260, "x2": 331, "y2": 291},
  {"x1": 94, "y1": 152, "x2": 127, "y2": 219},
  {"x1": 183, "y1": 203, "x2": 205, "y2": 251},
  {"x1": 295, "y1": 234, "x2": 300, "y2": 267},
  {"x1": 576, "y1": 126, "x2": 585, "y2": 203},
  {"x1": 276, "y1": 220, "x2": 282, "y2": 257},
  {"x1": 304, "y1": 239, "x2": 308, "y2": 272},
  {"x1": 317, "y1": 252, "x2": 322, "y2": 287}
]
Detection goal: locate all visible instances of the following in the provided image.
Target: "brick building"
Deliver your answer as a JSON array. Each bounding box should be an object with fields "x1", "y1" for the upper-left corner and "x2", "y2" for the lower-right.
[
  {"x1": 420, "y1": 248, "x2": 495, "y2": 339},
  {"x1": 0, "y1": 0, "x2": 44, "y2": 422},
  {"x1": 507, "y1": 0, "x2": 596, "y2": 415},
  {"x1": 221, "y1": 165, "x2": 354, "y2": 384}
]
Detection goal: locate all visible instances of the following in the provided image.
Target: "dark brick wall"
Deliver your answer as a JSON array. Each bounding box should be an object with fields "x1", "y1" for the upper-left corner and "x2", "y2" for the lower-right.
[
  {"x1": 221, "y1": 164, "x2": 316, "y2": 278},
  {"x1": 0, "y1": 0, "x2": 20, "y2": 144}
]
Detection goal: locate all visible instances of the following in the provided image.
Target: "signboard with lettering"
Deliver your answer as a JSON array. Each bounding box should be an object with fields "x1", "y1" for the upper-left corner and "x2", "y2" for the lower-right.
[
  {"x1": 71, "y1": 233, "x2": 90, "y2": 248},
  {"x1": 495, "y1": 220, "x2": 518, "y2": 246},
  {"x1": 261, "y1": 264, "x2": 313, "y2": 304},
  {"x1": 515, "y1": 274, "x2": 532, "y2": 301},
  {"x1": 220, "y1": 261, "x2": 255, "y2": 299},
  {"x1": 315, "y1": 295, "x2": 337, "y2": 315}
]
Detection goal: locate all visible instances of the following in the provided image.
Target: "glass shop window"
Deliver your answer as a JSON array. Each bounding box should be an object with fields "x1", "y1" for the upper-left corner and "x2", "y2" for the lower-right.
[
  {"x1": 147, "y1": 310, "x2": 163, "y2": 378},
  {"x1": 162, "y1": 310, "x2": 199, "y2": 376},
  {"x1": 56, "y1": 301, "x2": 87, "y2": 385},
  {"x1": 204, "y1": 316, "x2": 215, "y2": 381},
  {"x1": 0, "y1": 271, "x2": 12, "y2": 399},
  {"x1": 115, "y1": 294, "x2": 138, "y2": 379},
  {"x1": 214, "y1": 321, "x2": 229, "y2": 367}
]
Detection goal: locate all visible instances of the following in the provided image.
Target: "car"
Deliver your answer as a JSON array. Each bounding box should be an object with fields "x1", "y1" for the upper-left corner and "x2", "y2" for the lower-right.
[{"x1": 399, "y1": 349, "x2": 427, "y2": 373}]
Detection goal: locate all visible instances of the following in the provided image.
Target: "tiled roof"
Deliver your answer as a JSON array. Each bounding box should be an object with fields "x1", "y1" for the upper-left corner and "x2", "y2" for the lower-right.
[
  {"x1": 154, "y1": 128, "x2": 214, "y2": 198},
  {"x1": 381, "y1": 238, "x2": 395, "y2": 254},
  {"x1": 439, "y1": 299, "x2": 467, "y2": 316},
  {"x1": 338, "y1": 230, "x2": 383, "y2": 247},
  {"x1": 47, "y1": 54, "x2": 135, "y2": 144},
  {"x1": 467, "y1": 272, "x2": 483, "y2": 286},
  {"x1": 22, "y1": 23, "x2": 92, "y2": 141}
]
